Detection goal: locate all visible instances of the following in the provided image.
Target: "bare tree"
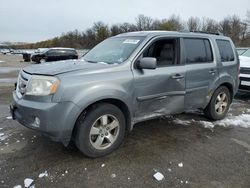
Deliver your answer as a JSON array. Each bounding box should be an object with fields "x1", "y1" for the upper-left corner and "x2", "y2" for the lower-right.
[
  {"x1": 187, "y1": 17, "x2": 201, "y2": 31},
  {"x1": 201, "y1": 18, "x2": 219, "y2": 33},
  {"x1": 135, "y1": 14, "x2": 153, "y2": 31},
  {"x1": 93, "y1": 22, "x2": 110, "y2": 43}
]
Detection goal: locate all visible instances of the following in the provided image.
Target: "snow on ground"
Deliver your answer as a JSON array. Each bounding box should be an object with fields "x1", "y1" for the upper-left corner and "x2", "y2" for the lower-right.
[
  {"x1": 0, "y1": 132, "x2": 8, "y2": 141},
  {"x1": 13, "y1": 185, "x2": 22, "y2": 188},
  {"x1": 174, "y1": 113, "x2": 250, "y2": 129},
  {"x1": 5, "y1": 116, "x2": 12, "y2": 120},
  {"x1": 153, "y1": 172, "x2": 164, "y2": 181},
  {"x1": 24, "y1": 178, "x2": 34, "y2": 187},
  {"x1": 178, "y1": 162, "x2": 183, "y2": 167},
  {"x1": 38, "y1": 171, "x2": 48, "y2": 178}
]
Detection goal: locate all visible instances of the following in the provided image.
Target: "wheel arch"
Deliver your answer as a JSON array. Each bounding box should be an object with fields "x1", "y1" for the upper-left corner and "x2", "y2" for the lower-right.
[{"x1": 71, "y1": 98, "x2": 132, "y2": 142}]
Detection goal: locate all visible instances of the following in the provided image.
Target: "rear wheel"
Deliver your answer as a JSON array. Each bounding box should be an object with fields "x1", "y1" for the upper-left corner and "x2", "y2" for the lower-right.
[
  {"x1": 75, "y1": 103, "x2": 126, "y2": 158},
  {"x1": 204, "y1": 86, "x2": 231, "y2": 120}
]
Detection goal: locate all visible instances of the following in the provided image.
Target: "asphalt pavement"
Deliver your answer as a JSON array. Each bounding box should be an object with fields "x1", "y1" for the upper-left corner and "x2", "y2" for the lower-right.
[{"x1": 0, "y1": 54, "x2": 250, "y2": 188}]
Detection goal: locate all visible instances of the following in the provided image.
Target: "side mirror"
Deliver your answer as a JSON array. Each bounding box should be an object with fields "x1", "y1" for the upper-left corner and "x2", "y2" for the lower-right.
[{"x1": 137, "y1": 57, "x2": 157, "y2": 69}]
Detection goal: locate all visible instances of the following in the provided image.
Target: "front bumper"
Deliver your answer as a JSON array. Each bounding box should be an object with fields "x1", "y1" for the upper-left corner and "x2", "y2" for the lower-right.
[
  {"x1": 11, "y1": 91, "x2": 81, "y2": 145},
  {"x1": 238, "y1": 76, "x2": 250, "y2": 93}
]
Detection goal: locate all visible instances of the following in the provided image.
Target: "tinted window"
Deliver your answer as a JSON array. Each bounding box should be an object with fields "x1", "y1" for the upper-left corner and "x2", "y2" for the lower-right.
[
  {"x1": 67, "y1": 50, "x2": 77, "y2": 55},
  {"x1": 143, "y1": 39, "x2": 178, "y2": 67},
  {"x1": 47, "y1": 50, "x2": 56, "y2": 56},
  {"x1": 183, "y1": 38, "x2": 213, "y2": 63},
  {"x1": 216, "y1": 40, "x2": 235, "y2": 62},
  {"x1": 204, "y1": 40, "x2": 213, "y2": 62}
]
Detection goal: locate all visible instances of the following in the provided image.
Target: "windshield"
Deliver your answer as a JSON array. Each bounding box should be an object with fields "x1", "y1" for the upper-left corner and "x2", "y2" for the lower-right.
[
  {"x1": 241, "y1": 49, "x2": 250, "y2": 58},
  {"x1": 82, "y1": 37, "x2": 144, "y2": 64},
  {"x1": 237, "y1": 49, "x2": 247, "y2": 55}
]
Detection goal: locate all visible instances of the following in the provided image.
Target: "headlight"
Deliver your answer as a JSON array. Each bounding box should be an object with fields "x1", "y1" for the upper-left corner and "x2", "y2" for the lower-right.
[{"x1": 26, "y1": 75, "x2": 60, "y2": 96}]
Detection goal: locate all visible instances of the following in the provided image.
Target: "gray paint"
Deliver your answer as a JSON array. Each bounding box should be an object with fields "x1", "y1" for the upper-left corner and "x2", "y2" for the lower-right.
[{"x1": 12, "y1": 31, "x2": 239, "y2": 145}]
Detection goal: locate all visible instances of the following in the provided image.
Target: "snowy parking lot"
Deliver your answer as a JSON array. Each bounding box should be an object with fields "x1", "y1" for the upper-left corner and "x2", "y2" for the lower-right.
[{"x1": 0, "y1": 54, "x2": 250, "y2": 188}]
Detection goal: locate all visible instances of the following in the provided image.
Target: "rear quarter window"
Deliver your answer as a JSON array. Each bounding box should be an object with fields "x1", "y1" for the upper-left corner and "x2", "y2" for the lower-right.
[{"x1": 216, "y1": 40, "x2": 235, "y2": 62}]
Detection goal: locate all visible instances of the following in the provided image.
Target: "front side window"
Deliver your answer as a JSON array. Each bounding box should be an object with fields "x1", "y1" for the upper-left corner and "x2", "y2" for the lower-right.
[
  {"x1": 82, "y1": 37, "x2": 144, "y2": 64},
  {"x1": 216, "y1": 40, "x2": 235, "y2": 62},
  {"x1": 143, "y1": 39, "x2": 178, "y2": 67},
  {"x1": 183, "y1": 38, "x2": 213, "y2": 64}
]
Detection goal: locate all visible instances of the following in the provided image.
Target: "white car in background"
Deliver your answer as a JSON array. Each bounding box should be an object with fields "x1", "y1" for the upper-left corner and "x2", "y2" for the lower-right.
[
  {"x1": 0, "y1": 48, "x2": 10, "y2": 55},
  {"x1": 237, "y1": 48, "x2": 250, "y2": 92}
]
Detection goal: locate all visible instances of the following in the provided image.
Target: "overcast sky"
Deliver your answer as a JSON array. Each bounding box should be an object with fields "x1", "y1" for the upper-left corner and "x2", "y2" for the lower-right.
[{"x1": 0, "y1": 0, "x2": 249, "y2": 42}]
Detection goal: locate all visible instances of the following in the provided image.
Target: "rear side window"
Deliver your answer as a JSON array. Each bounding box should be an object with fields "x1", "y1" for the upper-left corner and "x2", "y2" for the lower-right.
[
  {"x1": 216, "y1": 40, "x2": 235, "y2": 62},
  {"x1": 183, "y1": 38, "x2": 213, "y2": 63}
]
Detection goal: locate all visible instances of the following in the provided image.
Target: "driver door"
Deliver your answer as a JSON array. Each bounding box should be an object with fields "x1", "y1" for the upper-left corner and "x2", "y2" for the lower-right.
[{"x1": 132, "y1": 37, "x2": 186, "y2": 122}]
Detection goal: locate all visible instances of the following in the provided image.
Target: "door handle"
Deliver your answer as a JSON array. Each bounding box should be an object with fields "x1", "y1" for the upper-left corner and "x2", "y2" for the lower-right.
[
  {"x1": 209, "y1": 69, "x2": 216, "y2": 74},
  {"x1": 171, "y1": 74, "x2": 184, "y2": 79}
]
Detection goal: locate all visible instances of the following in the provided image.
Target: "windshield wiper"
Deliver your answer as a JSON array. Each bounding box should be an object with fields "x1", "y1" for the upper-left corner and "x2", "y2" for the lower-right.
[{"x1": 85, "y1": 60, "x2": 98, "y2": 63}]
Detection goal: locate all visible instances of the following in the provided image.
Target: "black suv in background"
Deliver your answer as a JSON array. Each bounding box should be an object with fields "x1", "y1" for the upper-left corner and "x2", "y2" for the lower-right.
[{"x1": 31, "y1": 48, "x2": 78, "y2": 63}]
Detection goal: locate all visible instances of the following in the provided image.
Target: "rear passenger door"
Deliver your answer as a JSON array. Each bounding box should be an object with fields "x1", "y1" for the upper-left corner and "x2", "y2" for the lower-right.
[{"x1": 183, "y1": 38, "x2": 218, "y2": 110}]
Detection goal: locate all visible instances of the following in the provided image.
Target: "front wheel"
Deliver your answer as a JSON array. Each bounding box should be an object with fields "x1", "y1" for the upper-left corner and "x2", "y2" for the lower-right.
[
  {"x1": 204, "y1": 86, "x2": 231, "y2": 120},
  {"x1": 75, "y1": 103, "x2": 126, "y2": 158}
]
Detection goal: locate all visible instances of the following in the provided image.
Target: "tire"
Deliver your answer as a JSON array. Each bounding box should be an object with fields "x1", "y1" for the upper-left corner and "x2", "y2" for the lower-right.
[
  {"x1": 204, "y1": 86, "x2": 231, "y2": 120},
  {"x1": 75, "y1": 103, "x2": 126, "y2": 158},
  {"x1": 40, "y1": 58, "x2": 46, "y2": 63}
]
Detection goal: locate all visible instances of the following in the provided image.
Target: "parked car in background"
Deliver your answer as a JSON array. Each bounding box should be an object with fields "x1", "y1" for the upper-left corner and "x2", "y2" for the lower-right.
[
  {"x1": 11, "y1": 31, "x2": 239, "y2": 157},
  {"x1": 31, "y1": 48, "x2": 78, "y2": 63},
  {"x1": 238, "y1": 48, "x2": 250, "y2": 92},
  {"x1": 23, "y1": 52, "x2": 32, "y2": 62},
  {"x1": 0, "y1": 45, "x2": 10, "y2": 55},
  {"x1": 23, "y1": 48, "x2": 48, "y2": 62}
]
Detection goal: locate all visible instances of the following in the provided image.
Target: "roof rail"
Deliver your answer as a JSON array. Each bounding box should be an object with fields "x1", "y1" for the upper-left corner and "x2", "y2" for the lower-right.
[{"x1": 190, "y1": 30, "x2": 224, "y2": 36}]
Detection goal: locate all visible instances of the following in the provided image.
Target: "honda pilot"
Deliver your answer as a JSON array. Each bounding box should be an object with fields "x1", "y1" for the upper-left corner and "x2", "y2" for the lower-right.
[{"x1": 10, "y1": 31, "x2": 239, "y2": 157}]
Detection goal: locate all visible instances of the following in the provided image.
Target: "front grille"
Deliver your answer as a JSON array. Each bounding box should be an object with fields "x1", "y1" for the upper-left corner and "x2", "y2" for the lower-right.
[
  {"x1": 16, "y1": 70, "x2": 31, "y2": 98},
  {"x1": 240, "y1": 67, "x2": 250, "y2": 74}
]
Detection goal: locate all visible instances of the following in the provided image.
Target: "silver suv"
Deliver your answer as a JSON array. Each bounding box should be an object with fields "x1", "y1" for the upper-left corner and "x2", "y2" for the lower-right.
[{"x1": 10, "y1": 31, "x2": 239, "y2": 157}]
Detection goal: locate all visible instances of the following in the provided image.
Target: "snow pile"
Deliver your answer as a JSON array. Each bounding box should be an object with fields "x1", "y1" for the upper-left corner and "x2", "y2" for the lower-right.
[
  {"x1": 199, "y1": 121, "x2": 214, "y2": 128},
  {"x1": 38, "y1": 171, "x2": 48, "y2": 178},
  {"x1": 153, "y1": 172, "x2": 164, "y2": 181},
  {"x1": 178, "y1": 162, "x2": 183, "y2": 167},
  {"x1": 13, "y1": 185, "x2": 22, "y2": 188},
  {"x1": 215, "y1": 114, "x2": 250, "y2": 128},
  {"x1": 174, "y1": 114, "x2": 250, "y2": 129},
  {"x1": 24, "y1": 178, "x2": 34, "y2": 188},
  {"x1": 111, "y1": 174, "x2": 116, "y2": 178},
  {"x1": 6, "y1": 116, "x2": 12, "y2": 120}
]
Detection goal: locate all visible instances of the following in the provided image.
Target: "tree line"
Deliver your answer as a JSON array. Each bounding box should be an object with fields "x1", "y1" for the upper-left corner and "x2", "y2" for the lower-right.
[{"x1": 15, "y1": 11, "x2": 250, "y2": 49}]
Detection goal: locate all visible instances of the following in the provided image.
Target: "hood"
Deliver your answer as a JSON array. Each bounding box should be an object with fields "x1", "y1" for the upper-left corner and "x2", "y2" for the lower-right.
[
  {"x1": 239, "y1": 56, "x2": 250, "y2": 68},
  {"x1": 23, "y1": 59, "x2": 116, "y2": 75}
]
